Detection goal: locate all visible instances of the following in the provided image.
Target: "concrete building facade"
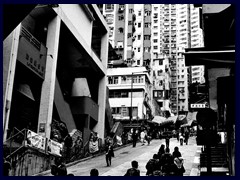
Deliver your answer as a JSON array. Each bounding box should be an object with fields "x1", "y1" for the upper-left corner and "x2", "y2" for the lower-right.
[
  {"x1": 107, "y1": 67, "x2": 152, "y2": 121},
  {"x1": 3, "y1": 4, "x2": 109, "y2": 175}
]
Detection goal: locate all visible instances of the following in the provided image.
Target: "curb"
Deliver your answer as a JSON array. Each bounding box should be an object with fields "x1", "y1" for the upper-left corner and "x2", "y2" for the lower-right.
[
  {"x1": 34, "y1": 143, "x2": 131, "y2": 176},
  {"x1": 190, "y1": 145, "x2": 201, "y2": 176}
]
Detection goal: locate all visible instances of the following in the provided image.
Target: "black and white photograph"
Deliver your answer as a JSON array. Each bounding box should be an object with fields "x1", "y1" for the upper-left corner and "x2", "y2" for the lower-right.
[{"x1": 3, "y1": 4, "x2": 235, "y2": 176}]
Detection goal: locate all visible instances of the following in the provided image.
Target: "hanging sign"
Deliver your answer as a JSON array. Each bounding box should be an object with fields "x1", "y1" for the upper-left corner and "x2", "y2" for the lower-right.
[
  {"x1": 26, "y1": 130, "x2": 46, "y2": 151},
  {"x1": 47, "y1": 139, "x2": 63, "y2": 157}
]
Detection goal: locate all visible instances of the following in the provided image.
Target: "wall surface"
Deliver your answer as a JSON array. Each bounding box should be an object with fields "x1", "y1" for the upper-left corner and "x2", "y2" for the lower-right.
[{"x1": 60, "y1": 4, "x2": 92, "y2": 47}]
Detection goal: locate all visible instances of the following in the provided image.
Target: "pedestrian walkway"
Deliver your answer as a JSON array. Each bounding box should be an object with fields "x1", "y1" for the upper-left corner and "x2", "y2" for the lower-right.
[
  {"x1": 101, "y1": 137, "x2": 200, "y2": 176},
  {"x1": 37, "y1": 136, "x2": 200, "y2": 176}
]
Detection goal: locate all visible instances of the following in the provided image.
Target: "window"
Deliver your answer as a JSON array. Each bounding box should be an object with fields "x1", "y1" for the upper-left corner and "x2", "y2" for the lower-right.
[
  {"x1": 129, "y1": 9, "x2": 133, "y2": 13},
  {"x1": 153, "y1": 26, "x2": 158, "y2": 29},
  {"x1": 138, "y1": 11, "x2": 141, "y2": 16},
  {"x1": 119, "y1": 15, "x2": 124, "y2": 21},
  {"x1": 154, "y1": 32, "x2": 158, "y2": 36},
  {"x1": 137, "y1": 60, "x2": 140, "y2": 65},
  {"x1": 127, "y1": 33, "x2": 132, "y2": 38},
  {"x1": 144, "y1": 35, "x2": 150, "y2": 40},
  {"x1": 117, "y1": 41, "x2": 123, "y2": 48},
  {"x1": 138, "y1": 23, "x2": 141, "y2": 27},
  {"x1": 105, "y1": 4, "x2": 114, "y2": 10},
  {"x1": 108, "y1": 76, "x2": 118, "y2": 84},
  {"x1": 118, "y1": 27, "x2": 124, "y2": 33},
  {"x1": 138, "y1": 35, "x2": 141, "y2": 40},
  {"x1": 112, "y1": 107, "x2": 121, "y2": 114},
  {"x1": 154, "y1": 7, "x2": 158, "y2": 11},
  {"x1": 154, "y1": 46, "x2": 158, "y2": 49},
  {"x1": 133, "y1": 75, "x2": 143, "y2": 83},
  {"x1": 138, "y1": 47, "x2": 140, "y2": 52},
  {"x1": 145, "y1": 23, "x2": 150, "y2": 28},
  {"x1": 145, "y1": 11, "x2": 151, "y2": 16},
  {"x1": 144, "y1": 47, "x2": 150, "y2": 52},
  {"x1": 159, "y1": 60, "x2": 163, "y2": 65},
  {"x1": 128, "y1": 21, "x2": 132, "y2": 25},
  {"x1": 153, "y1": 39, "x2": 158, "y2": 43},
  {"x1": 154, "y1": 20, "x2": 158, "y2": 23}
]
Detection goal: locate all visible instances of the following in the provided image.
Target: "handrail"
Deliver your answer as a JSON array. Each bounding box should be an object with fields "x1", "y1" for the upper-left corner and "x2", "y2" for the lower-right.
[{"x1": 4, "y1": 128, "x2": 26, "y2": 144}]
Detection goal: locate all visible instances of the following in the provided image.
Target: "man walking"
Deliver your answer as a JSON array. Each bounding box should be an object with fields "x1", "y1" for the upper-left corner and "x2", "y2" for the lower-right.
[
  {"x1": 165, "y1": 134, "x2": 170, "y2": 148},
  {"x1": 124, "y1": 160, "x2": 140, "y2": 176},
  {"x1": 105, "y1": 141, "x2": 114, "y2": 166},
  {"x1": 132, "y1": 129, "x2": 138, "y2": 147},
  {"x1": 184, "y1": 130, "x2": 190, "y2": 145}
]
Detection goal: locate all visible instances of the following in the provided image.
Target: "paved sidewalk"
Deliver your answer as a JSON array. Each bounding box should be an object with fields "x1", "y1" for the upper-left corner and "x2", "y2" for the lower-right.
[{"x1": 36, "y1": 136, "x2": 200, "y2": 176}]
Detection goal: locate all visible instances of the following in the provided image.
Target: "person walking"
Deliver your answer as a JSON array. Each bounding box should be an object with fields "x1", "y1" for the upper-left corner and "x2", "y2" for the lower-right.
[
  {"x1": 179, "y1": 133, "x2": 184, "y2": 146},
  {"x1": 124, "y1": 160, "x2": 140, "y2": 176},
  {"x1": 161, "y1": 147, "x2": 174, "y2": 176},
  {"x1": 140, "y1": 130, "x2": 146, "y2": 146},
  {"x1": 105, "y1": 142, "x2": 114, "y2": 167},
  {"x1": 157, "y1": 144, "x2": 165, "y2": 161},
  {"x1": 172, "y1": 157, "x2": 185, "y2": 176},
  {"x1": 184, "y1": 130, "x2": 190, "y2": 145},
  {"x1": 172, "y1": 146, "x2": 182, "y2": 159},
  {"x1": 145, "y1": 154, "x2": 161, "y2": 176},
  {"x1": 51, "y1": 157, "x2": 67, "y2": 176},
  {"x1": 132, "y1": 129, "x2": 138, "y2": 147},
  {"x1": 165, "y1": 134, "x2": 170, "y2": 148}
]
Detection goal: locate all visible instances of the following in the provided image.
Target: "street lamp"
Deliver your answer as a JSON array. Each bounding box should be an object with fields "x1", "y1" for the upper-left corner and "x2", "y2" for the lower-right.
[{"x1": 129, "y1": 70, "x2": 150, "y2": 123}]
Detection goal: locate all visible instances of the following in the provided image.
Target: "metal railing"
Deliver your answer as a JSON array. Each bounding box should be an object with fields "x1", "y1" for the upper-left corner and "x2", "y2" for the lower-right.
[{"x1": 3, "y1": 128, "x2": 27, "y2": 159}]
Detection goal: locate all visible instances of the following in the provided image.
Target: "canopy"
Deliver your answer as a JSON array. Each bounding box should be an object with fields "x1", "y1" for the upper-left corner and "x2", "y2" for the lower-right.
[
  {"x1": 186, "y1": 112, "x2": 197, "y2": 121},
  {"x1": 166, "y1": 115, "x2": 178, "y2": 123},
  {"x1": 152, "y1": 116, "x2": 166, "y2": 124},
  {"x1": 175, "y1": 115, "x2": 188, "y2": 128},
  {"x1": 152, "y1": 115, "x2": 178, "y2": 127},
  {"x1": 181, "y1": 112, "x2": 198, "y2": 128},
  {"x1": 181, "y1": 120, "x2": 197, "y2": 128}
]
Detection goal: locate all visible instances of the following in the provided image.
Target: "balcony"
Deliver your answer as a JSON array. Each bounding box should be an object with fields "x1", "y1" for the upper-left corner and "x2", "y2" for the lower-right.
[{"x1": 70, "y1": 96, "x2": 99, "y2": 121}]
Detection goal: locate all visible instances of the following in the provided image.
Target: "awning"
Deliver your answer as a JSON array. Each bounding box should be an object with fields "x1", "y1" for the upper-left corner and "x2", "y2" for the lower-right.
[
  {"x1": 152, "y1": 116, "x2": 166, "y2": 124},
  {"x1": 186, "y1": 112, "x2": 198, "y2": 121},
  {"x1": 184, "y1": 47, "x2": 235, "y2": 68},
  {"x1": 166, "y1": 115, "x2": 178, "y2": 124},
  {"x1": 181, "y1": 112, "x2": 198, "y2": 127},
  {"x1": 175, "y1": 115, "x2": 188, "y2": 128},
  {"x1": 181, "y1": 120, "x2": 197, "y2": 128}
]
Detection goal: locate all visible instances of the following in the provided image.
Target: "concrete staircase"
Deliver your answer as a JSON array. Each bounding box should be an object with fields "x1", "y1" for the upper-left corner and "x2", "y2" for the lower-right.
[{"x1": 200, "y1": 144, "x2": 229, "y2": 175}]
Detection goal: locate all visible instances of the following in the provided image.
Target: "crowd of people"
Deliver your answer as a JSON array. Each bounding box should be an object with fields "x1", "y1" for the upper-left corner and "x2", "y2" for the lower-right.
[
  {"x1": 47, "y1": 127, "x2": 191, "y2": 176},
  {"x1": 88, "y1": 144, "x2": 185, "y2": 176}
]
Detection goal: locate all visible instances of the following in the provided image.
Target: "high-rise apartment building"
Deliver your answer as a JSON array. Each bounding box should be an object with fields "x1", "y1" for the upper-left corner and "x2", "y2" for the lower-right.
[
  {"x1": 102, "y1": 4, "x2": 152, "y2": 68},
  {"x1": 102, "y1": 4, "x2": 204, "y2": 116},
  {"x1": 176, "y1": 4, "x2": 205, "y2": 112}
]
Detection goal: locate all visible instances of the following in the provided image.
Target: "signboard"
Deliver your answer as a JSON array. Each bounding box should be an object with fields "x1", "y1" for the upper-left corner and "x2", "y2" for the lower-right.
[
  {"x1": 17, "y1": 27, "x2": 47, "y2": 79},
  {"x1": 26, "y1": 130, "x2": 46, "y2": 151},
  {"x1": 47, "y1": 139, "x2": 63, "y2": 157},
  {"x1": 190, "y1": 103, "x2": 209, "y2": 108}
]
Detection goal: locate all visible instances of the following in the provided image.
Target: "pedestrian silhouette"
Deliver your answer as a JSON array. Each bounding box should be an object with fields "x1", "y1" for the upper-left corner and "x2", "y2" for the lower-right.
[
  {"x1": 124, "y1": 160, "x2": 140, "y2": 176},
  {"x1": 172, "y1": 146, "x2": 182, "y2": 159},
  {"x1": 90, "y1": 168, "x2": 99, "y2": 176},
  {"x1": 105, "y1": 141, "x2": 114, "y2": 166}
]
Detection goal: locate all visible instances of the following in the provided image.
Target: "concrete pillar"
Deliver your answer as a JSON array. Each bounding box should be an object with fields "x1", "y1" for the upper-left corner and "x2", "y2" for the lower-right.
[
  {"x1": 94, "y1": 76, "x2": 107, "y2": 142},
  {"x1": 100, "y1": 32, "x2": 109, "y2": 67},
  {"x1": 37, "y1": 16, "x2": 61, "y2": 138},
  {"x1": 3, "y1": 25, "x2": 21, "y2": 142},
  {"x1": 94, "y1": 28, "x2": 108, "y2": 142}
]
